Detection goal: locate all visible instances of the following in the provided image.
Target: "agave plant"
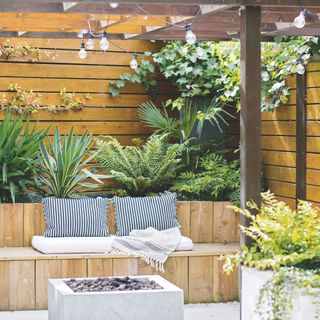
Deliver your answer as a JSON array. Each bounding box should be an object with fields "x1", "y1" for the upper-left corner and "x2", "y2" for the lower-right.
[
  {"x1": 96, "y1": 134, "x2": 184, "y2": 196},
  {"x1": 0, "y1": 113, "x2": 47, "y2": 203},
  {"x1": 37, "y1": 127, "x2": 108, "y2": 198}
]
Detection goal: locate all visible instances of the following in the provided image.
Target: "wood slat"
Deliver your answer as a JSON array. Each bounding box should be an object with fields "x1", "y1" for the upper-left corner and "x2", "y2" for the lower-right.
[
  {"x1": 113, "y1": 258, "x2": 139, "y2": 276},
  {"x1": 0, "y1": 38, "x2": 161, "y2": 52},
  {"x1": 0, "y1": 78, "x2": 174, "y2": 94},
  {"x1": 190, "y1": 202, "x2": 214, "y2": 243},
  {"x1": 188, "y1": 256, "x2": 213, "y2": 303},
  {"x1": 0, "y1": 204, "x2": 23, "y2": 247},
  {"x1": 261, "y1": 150, "x2": 296, "y2": 167},
  {"x1": 176, "y1": 201, "x2": 191, "y2": 238},
  {"x1": 213, "y1": 257, "x2": 238, "y2": 302},
  {"x1": 263, "y1": 165, "x2": 296, "y2": 183},
  {"x1": 261, "y1": 121, "x2": 296, "y2": 136},
  {"x1": 266, "y1": 180, "x2": 296, "y2": 198},
  {"x1": 213, "y1": 202, "x2": 236, "y2": 243},
  {"x1": 0, "y1": 261, "x2": 35, "y2": 311},
  {"x1": 87, "y1": 259, "x2": 113, "y2": 277}
]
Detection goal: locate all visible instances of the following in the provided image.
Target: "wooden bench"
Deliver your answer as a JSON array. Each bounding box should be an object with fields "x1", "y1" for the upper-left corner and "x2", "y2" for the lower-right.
[{"x1": 0, "y1": 201, "x2": 240, "y2": 311}]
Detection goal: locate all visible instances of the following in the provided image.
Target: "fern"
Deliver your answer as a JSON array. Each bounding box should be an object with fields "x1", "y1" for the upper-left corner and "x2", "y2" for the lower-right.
[
  {"x1": 96, "y1": 135, "x2": 184, "y2": 196},
  {"x1": 170, "y1": 154, "x2": 240, "y2": 203}
]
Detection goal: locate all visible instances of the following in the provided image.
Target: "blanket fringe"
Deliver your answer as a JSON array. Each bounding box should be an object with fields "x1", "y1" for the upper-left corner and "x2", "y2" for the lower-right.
[{"x1": 111, "y1": 248, "x2": 165, "y2": 273}]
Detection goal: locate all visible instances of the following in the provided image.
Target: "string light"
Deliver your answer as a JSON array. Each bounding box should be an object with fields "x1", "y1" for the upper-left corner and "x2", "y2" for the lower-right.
[
  {"x1": 78, "y1": 40, "x2": 87, "y2": 59},
  {"x1": 130, "y1": 53, "x2": 138, "y2": 69},
  {"x1": 86, "y1": 34, "x2": 95, "y2": 50},
  {"x1": 99, "y1": 31, "x2": 109, "y2": 51},
  {"x1": 109, "y1": 2, "x2": 119, "y2": 8},
  {"x1": 185, "y1": 24, "x2": 197, "y2": 45},
  {"x1": 294, "y1": 9, "x2": 308, "y2": 28},
  {"x1": 297, "y1": 60, "x2": 305, "y2": 75}
]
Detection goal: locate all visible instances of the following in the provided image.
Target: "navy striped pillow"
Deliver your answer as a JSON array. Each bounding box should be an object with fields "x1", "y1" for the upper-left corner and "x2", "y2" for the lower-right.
[
  {"x1": 113, "y1": 192, "x2": 179, "y2": 236},
  {"x1": 43, "y1": 198, "x2": 109, "y2": 237}
]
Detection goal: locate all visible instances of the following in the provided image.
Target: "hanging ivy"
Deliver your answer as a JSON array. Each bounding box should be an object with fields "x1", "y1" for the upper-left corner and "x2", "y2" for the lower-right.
[
  {"x1": 109, "y1": 36, "x2": 320, "y2": 112},
  {"x1": 0, "y1": 85, "x2": 91, "y2": 114}
]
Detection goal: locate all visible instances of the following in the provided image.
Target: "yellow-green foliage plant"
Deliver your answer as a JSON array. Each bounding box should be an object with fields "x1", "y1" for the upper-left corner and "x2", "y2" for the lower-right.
[{"x1": 223, "y1": 191, "x2": 320, "y2": 273}]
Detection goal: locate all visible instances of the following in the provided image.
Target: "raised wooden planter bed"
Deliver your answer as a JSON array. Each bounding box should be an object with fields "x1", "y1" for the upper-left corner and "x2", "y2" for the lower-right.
[
  {"x1": 0, "y1": 201, "x2": 240, "y2": 246},
  {"x1": 0, "y1": 201, "x2": 240, "y2": 311}
]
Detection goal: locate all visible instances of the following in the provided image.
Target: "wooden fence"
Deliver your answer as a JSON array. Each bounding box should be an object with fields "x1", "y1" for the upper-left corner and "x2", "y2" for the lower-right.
[
  {"x1": 0, "y1": 38, "x2": 174, "y2": 143},
  {"x1": 262, "y1": 60, "x2": 320, "y2": 208}
]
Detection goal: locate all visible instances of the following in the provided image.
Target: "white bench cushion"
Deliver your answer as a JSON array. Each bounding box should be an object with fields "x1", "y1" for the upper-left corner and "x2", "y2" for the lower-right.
[{"x1": 32, "y1": 235, "x2": 193, "y2": 254}]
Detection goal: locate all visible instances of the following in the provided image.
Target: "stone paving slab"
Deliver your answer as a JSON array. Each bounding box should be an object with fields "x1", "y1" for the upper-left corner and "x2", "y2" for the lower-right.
[{"x1": 0, "y1": 303, "x2": 240, "y2": 320}]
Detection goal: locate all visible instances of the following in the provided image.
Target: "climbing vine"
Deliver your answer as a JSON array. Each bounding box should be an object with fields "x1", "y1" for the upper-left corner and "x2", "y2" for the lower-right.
[
  {"x1": 109, "y1": 36, "x2": 320, "y2": 112},
  {"x1": 0, "y1": 43, "x2": 42, "y2": 62},
  {"x1": 0, "y1": 85, "x2": 90, "y2": 114}
]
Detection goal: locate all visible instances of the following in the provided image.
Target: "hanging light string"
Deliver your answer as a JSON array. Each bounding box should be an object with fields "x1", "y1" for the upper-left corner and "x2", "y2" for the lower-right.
[
  {"x1": 135, "y1": 3, "x2": 202, "y2": 29},
  {"x1": 294, "y1": 0, "x2": 309, "y2": 28}
]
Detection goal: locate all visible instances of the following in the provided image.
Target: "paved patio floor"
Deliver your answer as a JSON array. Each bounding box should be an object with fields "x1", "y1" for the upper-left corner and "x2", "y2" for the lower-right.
[{"x1": 0, "y1": 302, "x2": 240, "y2": 320}]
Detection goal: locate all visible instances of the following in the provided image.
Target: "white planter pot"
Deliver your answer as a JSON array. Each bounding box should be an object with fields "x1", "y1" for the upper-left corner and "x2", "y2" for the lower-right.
[{"x1": 241, "y1": 266, "x2": 320, "y2": 320}]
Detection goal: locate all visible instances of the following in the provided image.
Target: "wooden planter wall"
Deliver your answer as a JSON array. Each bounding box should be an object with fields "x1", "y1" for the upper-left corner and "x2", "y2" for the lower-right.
[
  {"x1": 0, "y1": 201, "x2": 239, "y2": 246},
  {"x1": 0, "y1": 201, "x2": 239, "y2": 310},
  {"x1": 261, "y1": 61, "x2": 320, "y2": 208}
]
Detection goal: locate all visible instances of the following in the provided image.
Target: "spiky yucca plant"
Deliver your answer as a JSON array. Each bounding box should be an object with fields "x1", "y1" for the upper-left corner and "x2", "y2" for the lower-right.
[
  {"x1": 96, "y1": 135, "x2": 184, "y2": 196},
  {"x1": 37, "y1": 127, "x2": 107, "y2": 198},
  {"x1": 0, "y1": 113, "x2": 47, "y2": 203}
]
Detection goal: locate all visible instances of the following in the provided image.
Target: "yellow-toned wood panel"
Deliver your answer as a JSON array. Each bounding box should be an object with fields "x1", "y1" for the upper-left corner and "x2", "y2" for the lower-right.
[
  {"x1": 87, "y1": 259, "x2": 113, "y2": 277},
  {"x1": 32, "y1": 121, "x2": 153, "y2": 135},
  {"x1": 307, "y1": 185, "x2": 320, "y2": 203},
  {"x1": 189, "y1": 256, "x2": 213, "y2": 303},
  {"x1": 261, "y1": 150, "x2": 296, "y2": 167},
  {"x1": 113, "y1": 258, "x2": 139, "y2": 276},
  {"x1": 261, "y1": 136, "x2": 295, "y2": 151},
  {"x1": 266, "y1": 180, "x2": 296, "y2": 198},
  {"x1": 176, "y1": 201, "x2": 191, "y2": 238},
  {"x1": 190, "y1": 202, "x2": 214, "y2": 243},
  {"x1": 0, "y1": 78, "x2": 174, "y2": 94},
  {"x1": 276, "y1": 196, "x2": 296, "y2": 208},
  {"x1": 213, "y1": 202, "x2": 236, "y2": 243},
  {"x1": 0, "y1": 204, "x2": 23, "y2": 247},
  {"x1": 23, "y1": 203, "x2": 45, "y2": 246},
  {"x1": 0, "y1": 38, "x2": 161, "y2": 52},
  {"x1": 307, "y1": 71, "x2": 320, "y2": 88},
  {"x1": 306, "y1": 169, "x2": 320, "y2": 186},
  {"x1": 263, "y1": 165, "x2": 296, "y2": 183},
  {"x1": 261, "y1": 121, "x2": 296, "y2": 136},
  {"x1": 213, "y1": 257, "x2": 238, "y2": 302},
  {"x1": 0, "y1": 261, "x2": 35, "y2": 311},
  {"x1": 307, "y1": 153, "x2": 320, "y2": 170}
]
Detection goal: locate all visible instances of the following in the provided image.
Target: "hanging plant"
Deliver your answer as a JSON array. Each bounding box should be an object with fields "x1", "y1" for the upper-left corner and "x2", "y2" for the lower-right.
[
  {"x1": 0, "y1": 43, "x2": 42, "y2": 62},
  {"x1": 108, "y1": 37, "x2": 320, "y2": 112},
  {"x1": 0, "y1": 85, "x2": 91, "y2": 114}
]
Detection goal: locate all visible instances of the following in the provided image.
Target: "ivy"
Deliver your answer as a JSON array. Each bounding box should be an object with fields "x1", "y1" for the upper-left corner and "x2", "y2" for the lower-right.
[
  {"x1": 0, "y1": 85, "x2": 91, "y2": 114},
  {"x1": 108, "y1": 37, "x2": 320, "y2": 112}
]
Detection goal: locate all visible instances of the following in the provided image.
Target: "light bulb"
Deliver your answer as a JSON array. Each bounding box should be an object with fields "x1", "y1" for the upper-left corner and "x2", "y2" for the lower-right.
[
  {"x1": 99, "y1": 32, "x2": 109, "y2": 51},
  {"x1": 261, "y1": 71, "x2": 270, "y2": 82},
  {"x1": 130, "y1": 54, "x2": 138, "y2": 69},
  {"x1": 185, "y1": 24, "x2": 196, "y2": 45},
  {"x1": 78, "y1": 43, "x2": 87, "y2": 59},
  {"x1": 0, "y1": 50, "x2": 2, "y2": 57},
  {"x1": 86, "y1": 35, "x2": 95, "y2": 50},
  {"x1": 297, "y1": 62, "x2": 305, "y2": 75},
  {"x1": 294, "y1": 9, "x2": 307, "y2": 29},
  {"x1": 109, "y1": 2, "x2": 119, "y2": 8}
]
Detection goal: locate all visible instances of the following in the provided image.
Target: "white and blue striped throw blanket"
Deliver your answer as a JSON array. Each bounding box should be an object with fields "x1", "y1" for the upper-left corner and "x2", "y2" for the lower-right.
[{"x1": 111, "y1": 227, "x2": 181, "y2": 272}]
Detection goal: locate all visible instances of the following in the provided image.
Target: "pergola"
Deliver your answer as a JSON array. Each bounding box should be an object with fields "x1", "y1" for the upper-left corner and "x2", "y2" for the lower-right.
[{"x1": 1, "y1": 1, "x2": 318, "y2": 316}]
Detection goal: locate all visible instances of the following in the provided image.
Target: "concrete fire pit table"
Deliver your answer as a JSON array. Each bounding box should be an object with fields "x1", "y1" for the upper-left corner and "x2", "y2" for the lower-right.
[{"x1": 48, "y1": 275, "x2": 184, "y2": 320}]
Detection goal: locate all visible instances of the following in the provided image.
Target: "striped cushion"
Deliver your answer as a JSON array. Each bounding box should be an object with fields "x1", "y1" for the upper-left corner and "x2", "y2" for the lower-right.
[
  {"x1": 43, "y1": 198, "x2": 109, "y2": 237},
  {"x1": 113, "y1": 192, "x2": 179, "y2": 236}
]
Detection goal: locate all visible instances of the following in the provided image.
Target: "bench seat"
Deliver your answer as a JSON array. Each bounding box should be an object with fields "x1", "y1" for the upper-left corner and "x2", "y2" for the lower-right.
[{"x1": 0, "y1": 243, "x2": 240, "y2": 311}]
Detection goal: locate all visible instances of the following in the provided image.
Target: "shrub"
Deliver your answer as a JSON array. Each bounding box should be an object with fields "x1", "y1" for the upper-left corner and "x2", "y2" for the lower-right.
[
  {"x1": 170, "y1": 154, "x2": 240, "y2": 204},
  {"x1": 0, "y1": 113, "x2": 47, "y2": 203},
  {"x1": 37, "y1": 127, "x2": 106, "y2": 198},
  {"x1": 223, "y1": 191, "x2": 320, "y2": 273},
  {"x1": 96, "y1": 135, "x2": 184, "y2": 196}
]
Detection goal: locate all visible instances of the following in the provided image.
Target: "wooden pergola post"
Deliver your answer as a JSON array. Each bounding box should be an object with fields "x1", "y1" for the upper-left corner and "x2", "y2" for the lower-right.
[
  {"x1": 239, "y1": 5, "x2": 261, "y2": 243},
  {"x1": 239, "y1": 6, "x2": 261, "y2": 319}
]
